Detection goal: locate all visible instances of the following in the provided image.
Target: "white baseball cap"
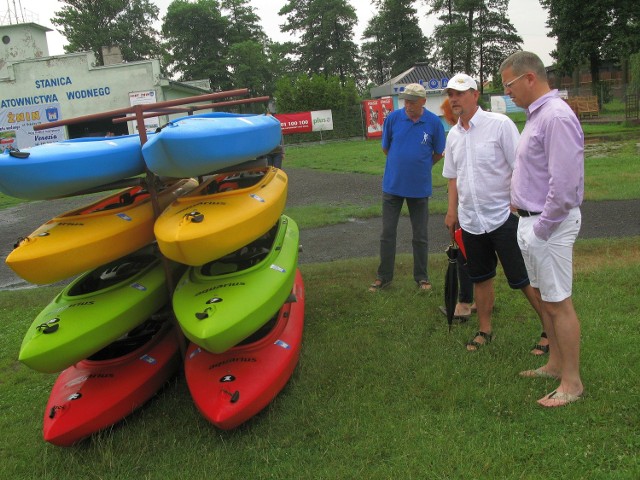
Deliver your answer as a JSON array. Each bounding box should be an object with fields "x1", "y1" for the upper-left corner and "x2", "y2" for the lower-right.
[{"x1": 445, "y1": 74, "x2": 478, "y2": 92}]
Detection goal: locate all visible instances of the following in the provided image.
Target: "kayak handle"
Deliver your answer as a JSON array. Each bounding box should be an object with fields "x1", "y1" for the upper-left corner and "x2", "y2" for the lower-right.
[
  {"x1": 37, "y1": 318, "x2": 60, "y2": 334},
  {"x1": 185, "y1": 211, "x2": 204, "y2": 223}
]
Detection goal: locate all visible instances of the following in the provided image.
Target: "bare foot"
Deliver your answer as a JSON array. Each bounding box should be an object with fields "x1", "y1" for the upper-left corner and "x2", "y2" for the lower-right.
[{"x1": 454, "y1": 302, "x2": 472, "y2": 317}]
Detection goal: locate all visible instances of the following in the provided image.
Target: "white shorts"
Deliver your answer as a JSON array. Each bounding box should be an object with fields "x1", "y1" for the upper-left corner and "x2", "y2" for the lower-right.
[{"x1": 517, "y1": 208, "x2": 581, "y2": 302}]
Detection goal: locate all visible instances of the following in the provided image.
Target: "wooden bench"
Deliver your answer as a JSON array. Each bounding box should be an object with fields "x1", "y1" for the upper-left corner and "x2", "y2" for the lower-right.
[{"x1": 564, "y1": 96, "x2": 599, "y2": 119}]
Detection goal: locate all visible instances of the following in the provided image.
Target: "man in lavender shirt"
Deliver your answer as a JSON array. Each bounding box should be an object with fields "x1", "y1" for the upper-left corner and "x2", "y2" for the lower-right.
[{"x1": 500, "y1": 51, "x2": 585, "y2": 407}]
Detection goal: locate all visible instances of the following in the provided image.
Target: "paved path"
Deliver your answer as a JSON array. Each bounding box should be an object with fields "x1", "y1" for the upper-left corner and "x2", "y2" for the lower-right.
[{"x1": 1, "y1": 168, "x2": 638, "y2": 289}]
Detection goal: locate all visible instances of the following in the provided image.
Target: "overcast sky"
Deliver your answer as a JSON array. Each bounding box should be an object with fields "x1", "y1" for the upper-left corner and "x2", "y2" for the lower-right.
[{"x1": 7, "y1": 0, "x2": 555, "y2": 67}]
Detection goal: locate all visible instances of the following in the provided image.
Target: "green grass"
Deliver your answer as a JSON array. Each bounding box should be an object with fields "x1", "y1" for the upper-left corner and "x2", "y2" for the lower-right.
[
  {"x1": 1, "y1": 237, "x2": 639, "y2": 479},
  {"x1": 584, "y1": 141, "x2": 640, "y2": 200},
  {"x1": 1, "y1": 114, "x2": 639, "y2": 478},
  {"x1": 283, "y1": 130, "x2": 638, "y2": 219}
]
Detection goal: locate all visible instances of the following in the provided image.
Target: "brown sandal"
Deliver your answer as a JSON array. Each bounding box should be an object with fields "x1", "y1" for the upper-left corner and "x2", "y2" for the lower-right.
[{"x1": 368, "y1": 279, "x2": 391, "y2": 292}]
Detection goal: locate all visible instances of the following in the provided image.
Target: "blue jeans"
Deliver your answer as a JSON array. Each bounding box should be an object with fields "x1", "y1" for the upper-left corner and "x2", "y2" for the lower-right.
[{"x1": 376, "y1": 193, "x2": 429, "y2": 284}]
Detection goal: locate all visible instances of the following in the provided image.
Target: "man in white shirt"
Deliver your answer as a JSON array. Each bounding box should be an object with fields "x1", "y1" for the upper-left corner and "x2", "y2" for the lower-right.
[{"x1": 442, "y1": 73, "x2": 544, "y2": 352}]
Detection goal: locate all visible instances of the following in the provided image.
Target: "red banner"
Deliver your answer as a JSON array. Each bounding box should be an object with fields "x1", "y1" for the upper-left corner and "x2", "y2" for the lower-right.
[
  {"x1": 274, "y1": 112, "x2": 312, "y2": 134},
  {"x1": 274, "y1": 110, "x2": 334, "y2": 135},
  {"x1": 362, "y1": 98, "x2": 394, "y2": 138}
]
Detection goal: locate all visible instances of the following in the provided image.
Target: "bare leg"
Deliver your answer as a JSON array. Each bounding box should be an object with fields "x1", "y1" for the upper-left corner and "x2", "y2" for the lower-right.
[
  {"x1": 520, "y1": 286, "x2": 563, "y2": 377},
  {"x1": 466, "y1": 278, "x2": 494, "y2": 351},
  {"x1": 537, "y1": 297, "x2": 584, "y2": 407},
  {"x1": 521, "y1": 284, "x2": 549, "y2": 354}
]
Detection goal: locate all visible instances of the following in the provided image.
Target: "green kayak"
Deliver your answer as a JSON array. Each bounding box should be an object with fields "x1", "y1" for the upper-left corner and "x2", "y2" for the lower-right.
[
  {"x1": 172, "y1": 215, "x2": 299, "y2": 354},
  {"x1": 19, "y1": 244, "x2": 182, "y2": 374}
]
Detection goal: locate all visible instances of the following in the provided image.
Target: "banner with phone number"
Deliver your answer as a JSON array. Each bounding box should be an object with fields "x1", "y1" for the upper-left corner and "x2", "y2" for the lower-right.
[{"x1": 274, "y1": 110, "x2": 333, "y2": 134}]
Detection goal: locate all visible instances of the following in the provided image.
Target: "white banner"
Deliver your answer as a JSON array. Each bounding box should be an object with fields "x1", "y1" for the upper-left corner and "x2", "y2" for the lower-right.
[
  {"x1": 129, "y1": 90, "x2": 159, "y2": 131},
  {"x1": 310, "y1": 110, "x2": 333, "y2": 131},
  {"x1": 0, "y1": 103, "x2": 64, "y2": 149}
]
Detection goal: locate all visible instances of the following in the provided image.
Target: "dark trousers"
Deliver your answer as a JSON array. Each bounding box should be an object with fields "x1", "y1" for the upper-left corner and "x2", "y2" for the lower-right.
[{"x1": 377, "y1": 193, "x2": 429, "y2": 283}]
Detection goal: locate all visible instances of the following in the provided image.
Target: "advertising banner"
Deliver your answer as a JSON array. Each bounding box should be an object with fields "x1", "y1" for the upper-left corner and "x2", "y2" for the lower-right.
[
  {"x1": 129, "y1": 90, "x2": 159, "y2": 131},
  {"x1": 274, "y1": 110, "x2": 334, "y2": 135},
  {"x1": 490, "y1": 95, "x2": 525, "y2": 114},
  {"x1": 0, "y1": 103, "x2": 64, "y2": 149},
  {"x1": 362, "y1": 98, "x2": 394, "y2": 138}
]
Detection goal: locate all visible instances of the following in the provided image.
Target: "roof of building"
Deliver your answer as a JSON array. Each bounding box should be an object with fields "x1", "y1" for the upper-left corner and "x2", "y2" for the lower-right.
[
  {"x1": 369, "y1": 62, "x2": 451, "y2": 98},
  {"x1": 380, "y1": 62, "x2": 451, "y2": 86}
]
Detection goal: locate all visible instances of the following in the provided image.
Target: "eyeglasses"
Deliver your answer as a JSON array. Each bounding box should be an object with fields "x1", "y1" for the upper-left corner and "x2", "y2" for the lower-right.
[{"x1": 504, "y1": 73, "x2": 528, "y2": 88}]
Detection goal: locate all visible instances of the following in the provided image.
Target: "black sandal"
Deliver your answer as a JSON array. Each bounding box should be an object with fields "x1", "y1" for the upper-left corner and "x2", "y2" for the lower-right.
[
  {"x1": 531, "y1": 331, "x2": 549, "y2": 355},
  {"x1": 466, "y1": 331, "x2": 493, "y2": 351}
]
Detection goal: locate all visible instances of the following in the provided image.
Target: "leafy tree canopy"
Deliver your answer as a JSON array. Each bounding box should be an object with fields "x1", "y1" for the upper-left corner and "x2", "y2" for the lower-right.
[
  {"x1": 279, "y1": 0, "x2": 361, "y2": 84},
  {"x1": 161, "y1": 0, "x2": 230, "y2": 89},
  {"x1": 428, "y1": 0, "x2": 522, "y2": 92},
  {"x1": 361, "y1": 0, "x2": 433, "y2": 85},
  {"x1": 51, "y1": 0, "x2": 160, "y2": 66},
  {"x1": 274, "y1": 74, "x2": 359, "y2": 112}
]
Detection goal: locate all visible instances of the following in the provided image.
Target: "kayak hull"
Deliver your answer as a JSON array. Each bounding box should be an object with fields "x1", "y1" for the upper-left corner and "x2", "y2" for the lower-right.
[
  {"x1": 0, "y1": 134, "x2": 146, "y2": 200},
  {"x1": 185, "y1": 269, "x2": 304, "y2": 430},
  {"x1": 43, "y1": 319, "x2": 181, "y2": 447},
  {"x1": 172, "y1": 215, "x2": 299, "y2": 354},
  {"x1": 154, "y1": 167, "x2": 287, "y2": 266},
  {"x1": 6, "y1": 178, "x2": 198, "y2": 285},
  {"x1": 141, "y1": 112, "x2": 282, "y2": 178},
  {"x1": 19, "y1": 245, "x2": 182, "y2": 373}
]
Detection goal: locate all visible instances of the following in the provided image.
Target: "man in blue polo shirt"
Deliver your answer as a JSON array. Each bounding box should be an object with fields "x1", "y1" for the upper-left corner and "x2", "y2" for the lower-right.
[{"x1": 369, "y1": 83, "x2": 446, "y2": 293}]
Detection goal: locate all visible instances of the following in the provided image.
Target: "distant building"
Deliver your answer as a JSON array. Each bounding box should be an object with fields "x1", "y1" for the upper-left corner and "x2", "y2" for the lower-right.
[
  {"x1": 546, "y1": 61, "x2": 625, "y2": 100},
  {"x1": 0, "y1": 22, "x2": 210, "y2": 149},
  {"x1": 369, "y1": 62, "x2": 451, "y2": 115}
]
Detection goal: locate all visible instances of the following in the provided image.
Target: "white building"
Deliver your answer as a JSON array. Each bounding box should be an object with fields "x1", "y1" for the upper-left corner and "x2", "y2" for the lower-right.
[
  {"x1": 0, "y1": 22, "x2": 210, "y2": 149},
  {"x1": 369, "y1": 62, "x2": 451, "y2": 114}
]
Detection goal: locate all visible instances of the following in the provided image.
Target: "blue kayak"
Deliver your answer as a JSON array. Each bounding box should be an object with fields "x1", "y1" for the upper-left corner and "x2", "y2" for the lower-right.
[
  {"x1": 0, "y1": 134, "x2": 146, "y2": 200},
  {"x1": 141, "y1": 112, "x2": 282, "y2": 178}
]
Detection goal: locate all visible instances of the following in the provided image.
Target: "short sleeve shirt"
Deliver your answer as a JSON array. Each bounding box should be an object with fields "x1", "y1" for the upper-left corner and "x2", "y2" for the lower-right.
[{"x1": 381, "y1": 107, "x2": 445, "y2": 198}]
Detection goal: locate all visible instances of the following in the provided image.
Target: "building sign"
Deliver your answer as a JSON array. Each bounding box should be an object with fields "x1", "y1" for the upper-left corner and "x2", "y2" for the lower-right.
[
  {"x1": 274, "y1": 110, "x2": 334, "y2": 135},
  {"x1": 0, "y1": 103, "x2": 64, "y2": 149},
  {"x1": 129, "y1": 90, "x2": 159, "y2": 131},
  {"x1": 393, "y1": 78, "x2": 449, "y2": 95},
  {"x1": 362, "y1": 98, "x2": 394, "y2": 138}
]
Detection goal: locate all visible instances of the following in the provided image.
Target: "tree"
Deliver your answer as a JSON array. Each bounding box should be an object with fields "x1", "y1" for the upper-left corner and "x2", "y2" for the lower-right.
[
  {"x1": 361, "y1": 0, "x2": 433, "y2": 84},
  {"x1": 274, "y1": 74, "x2": 359, "y2": 112},
  {"x1": 427, "y1": 0, "x2": 522, "y2": 93},
  {"x1": 161, "y1": 0, "x2": 230, "y2": 89},
  {"x1": 51, "y1": 0, "x2": 160, "y2": 66},
  {"x1": 361, "y1": 13, "x2": 393, "y2": 86},
  {"x1": 227, "y1": 40, "x2": 272, "y2": 97},
  {"x1": 279, "y1": 0, "x2": 361, "y2": 84},
  {"x1": 221, "y1": 0, "x2": 267, "y2": 46},
  {"x1": 606, "y1": 0, "x2": 640, "y2": 84},
  {"x1": 541, "y1": 0, "x2": 612, "y2": 95}
]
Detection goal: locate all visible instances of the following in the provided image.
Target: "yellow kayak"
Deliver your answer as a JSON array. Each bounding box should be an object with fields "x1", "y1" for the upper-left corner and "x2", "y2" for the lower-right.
[
  {"x1": 6, "y1": 178, "x2": 198, "y2": 284},
  {"x1": 154, "y1": 166, "x2": 288, "y2": 266}
]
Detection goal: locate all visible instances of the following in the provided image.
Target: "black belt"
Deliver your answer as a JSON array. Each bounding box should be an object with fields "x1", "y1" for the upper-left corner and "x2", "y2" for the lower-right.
[{"x1": 517, "y1": 209, "x2": 542, "y2": 217}]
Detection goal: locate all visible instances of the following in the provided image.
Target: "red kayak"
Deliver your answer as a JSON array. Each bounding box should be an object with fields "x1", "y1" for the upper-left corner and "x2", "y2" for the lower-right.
[
  {"x1": 185, "y1": 269, "x2": 305, "y2": 430},
  {"x1": 42, "y1": 315, "x2": 181, "y2": 446}
]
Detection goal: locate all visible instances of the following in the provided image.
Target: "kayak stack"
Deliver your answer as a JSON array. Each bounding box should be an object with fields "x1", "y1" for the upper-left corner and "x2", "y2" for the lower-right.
[{"x1": 3, "y1": 112, "x2": 305, "y2": 444}]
